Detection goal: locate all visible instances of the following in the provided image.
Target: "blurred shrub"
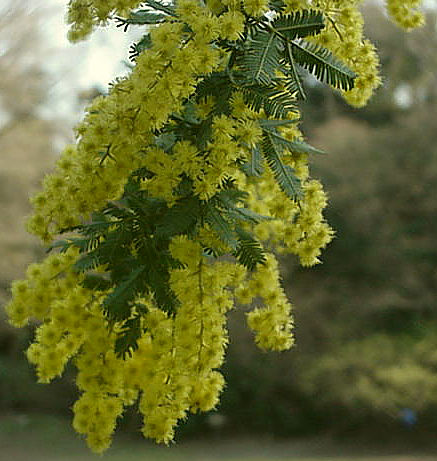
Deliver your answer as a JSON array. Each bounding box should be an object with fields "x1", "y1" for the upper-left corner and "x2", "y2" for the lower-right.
[{"x1": 301, "y1": 330, "x2": 437, "y2": 427}]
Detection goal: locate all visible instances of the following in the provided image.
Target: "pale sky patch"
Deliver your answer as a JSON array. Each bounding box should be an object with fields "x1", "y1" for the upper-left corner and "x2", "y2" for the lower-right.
[{"x1": 40, "y1": 1, "x2": 143, "y2": 123}]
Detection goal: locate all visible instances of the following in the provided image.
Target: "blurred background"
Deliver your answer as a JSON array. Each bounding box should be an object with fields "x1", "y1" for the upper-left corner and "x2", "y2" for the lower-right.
[{"x1": 1, "y1": 1, "x2": 437, "y2": 460}]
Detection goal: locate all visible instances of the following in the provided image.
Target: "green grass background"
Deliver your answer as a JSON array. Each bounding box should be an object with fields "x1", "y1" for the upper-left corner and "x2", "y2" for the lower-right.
[{"x1": 1, "y1": 414, "x2": 436, "y2": 461}]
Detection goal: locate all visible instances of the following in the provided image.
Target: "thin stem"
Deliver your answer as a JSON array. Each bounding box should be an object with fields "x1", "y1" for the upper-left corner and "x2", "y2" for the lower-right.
[{"x1": 285, "y1": 40, "x2": 306, "y2": 100}]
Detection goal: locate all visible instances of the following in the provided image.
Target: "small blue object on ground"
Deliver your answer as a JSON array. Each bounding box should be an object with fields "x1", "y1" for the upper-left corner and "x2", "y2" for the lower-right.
[{"x1": 399, "y1": 408, "x2": 417, "y2": 428}]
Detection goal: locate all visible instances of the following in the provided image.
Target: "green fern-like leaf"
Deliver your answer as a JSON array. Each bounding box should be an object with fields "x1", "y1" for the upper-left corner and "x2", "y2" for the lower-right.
[
  {"x1": 129, "y1": 34, "x2": 152, "y2": 60},
  {"x1": 125, "y1": 10, "x2": 167, "y2": 25},
  {"x1": 288, "y1": 139, "x2": 326, "y2": 155},
  {"x1": 215, "y1": 187, "x2": 271, "y2": 225},
  {"x1": 47, "y1": 237, "x2": 83, "y2": 254},
  {"x1": 196, "y1": 72, "x2": 233, "y2": 115},
  {"x1": 146, "y1": 264, "x2": 179, "y2": 314},
  {"x1": 257, "y1": 118, "x2": 299, "y2": 129},
  {"x1": 283, "y1": 40, "x2": 306, "y2": 100},
  {"x1": 240, "y1": 29, "x2": 282, "y2": 86},
  {"x1": 273, "y1": 9, "x2": 325, "y2": 40},
  {"x1": 215, "y1": 188, "x2": 248, "y2": 208},
  {"x1": 205, "y1": 203, "x2": 238, "y2": 250},
  {"x1": 238, "y1": 81, "x2": 297, "y2": 118},
  {"x1": 63, "y1": 235, "x2": 102, "y2": 254},
  {"x1": 291, "y1": 39, "x2": 355, "y2": 91},
  {"x1": 268, "y1": 0, "x2": 286, "y2": 13},
  {"x1": 259, "y1": 120, "x2": 325, "y2": 155},
  {"x1": 227, "y1": 206, "x2": 273, "y2": 225},
  {"x1": 155, "y1": 132, "x2": 177, "y2": 152},
  {"x1": 155, "y1": 196, "x2": 201, "y2": 238},
  {"x1": 241, "y1": 144, "x2": 264, "y2": 177},
  {"x1": 82, "y1": 274, "x2": 112, "y2": 291},
  {"x1": 103, "y1": 201, "x2": 133, "y2": 220},
  {"x1": 73, "y1": 250, "x2": 102, "y2": 273},
  {"x1": 115, "y1": 312, "x2": 146, "y2": 359},
  {"x1": 234, "y1": 229, "x2": 267, "y2": 271},
  {"x1": 144, "y1": 0, "x2": 176, "y2": 16},
  {"x1": 115, "y1": 10, "x2": 166, "y2": 31},
  {"x1": 103, "y1": 266, "x2": 146, "y2": 322},
  {"x1": 261, "y1": 132, "x2": 302, "y2": 199}
]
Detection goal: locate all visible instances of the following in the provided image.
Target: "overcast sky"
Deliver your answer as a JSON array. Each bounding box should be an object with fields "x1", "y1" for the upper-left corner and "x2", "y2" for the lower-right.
[
  {"x1": 40, "y1": 1, "x2": 142, "y2": 123},
  {"x1": 44, "y1": 12, "x2": 135, "y2": 89}
]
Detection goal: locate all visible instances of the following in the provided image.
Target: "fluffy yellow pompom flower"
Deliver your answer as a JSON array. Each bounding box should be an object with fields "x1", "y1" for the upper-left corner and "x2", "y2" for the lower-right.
[
  {"x1": 386, "y1": 0, "x2": 425, "y2": 29},
  {"x1": 218, "y1": 11, "x2": 245, "y2": 41},
  {"x1": 243, "y1": 0, "x2": 270, "y2": 17}
]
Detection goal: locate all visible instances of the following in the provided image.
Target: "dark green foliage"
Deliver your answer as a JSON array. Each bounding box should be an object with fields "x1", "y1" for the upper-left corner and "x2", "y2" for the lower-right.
[
  {"x1": 241, "y1": 144, "x2": 264, "y2": 177},
  {"x1": 116, "y1": 0, "x2": 176, "y2": 28},
  {"x1": 204, "y1": 188, "x2": 268, "y2": 269},
  {"x1": 258, "y1": 120, "x2": 315, "y2": 199},
  {"x1": 155, "y1": 196, "x2": 201, "y2": 237},
  {"x1": 187, "y1": 7, "x2": 352, "y2": 202},
  {"x1": 268, "y1": 0, "x2": 286, "y2": 13},
  {"x1": 155, "y1": 132, "x2": 178, "y2": 152},
  {"x1": 115, "y1": 311, "x2": 147, "y2": 359},
  {"x1": 259, "y1": 119, "x2": 324, "y2": 155},
  {"x1": 287, "y1": 138, "x2": 325, "y2": 155},
  {"x1": 143, "y1": 0, "x2": 176, "y2": 17},
  {"x1": 239, "y1": 29, "x2": 283, "y2": 86},
  {"x1": 257, "y1": 118, "x2": 299, "y2": 129},
  {"x1": 291, "y1": 40, "x2": 355, "y2": 91},
  {"x1": 196, "y1": 71, "x2": 234, "y2": 116},
  {"x1": 103, "y1": 267, "x2": 146, "y2": 323},
  {"x1": 56, "y1": 187, "x2": 192, "y2": 357},
  {"x1": 215, "y1": 187, "x2": 248, "y2": 208},
  {"x1": 262, "y1": 130, "x2": 302, "y2": 200},
  {"x1": 72, "y1": 248, "x2": 102, "y2": 273},
  {"x1": 55, "y1": 175, "x2": 269, "y2": 355},
  {"x1": 82, "y1": 274, "x2": 112, "y2": 291},
  {"x1": 234, "y1": 229, "x2": 267, "y2": 271},
  {"x1": 227, "y1": 206, "x2": 273, "y2": 225},
  {"x1": 205, "y1": 203, "x2": 239, "y2": 250},
  {"x1": 233, "y1": 9, "x2": 354, "y2": 99},
  {"x1": 129, "y1": 34, "x2": 152, "y2": 61},
  {"x1": 237, "y1": 80, "x2": 298, "y2": 118},
  {"x1": 283, "y1": 41, "x2": 306, "y2": 100},
  {"x1": 128, "y1": 10, "x2": 167, "y2": 25},
  {"x1": 115, "y1": 10, "x2": 166, "y2": 31},
  {"x1": 272, "y1": 10, "x2": 325, "y2": 40},
  {"x1": 216, "y1": 188, "x2": 272, "y2": 225}
]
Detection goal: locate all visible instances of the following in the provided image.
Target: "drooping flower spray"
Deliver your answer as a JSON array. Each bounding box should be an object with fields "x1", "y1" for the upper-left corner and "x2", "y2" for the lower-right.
[{"x1": 6, "y1": 0, "x2": 423, "y2": 453}]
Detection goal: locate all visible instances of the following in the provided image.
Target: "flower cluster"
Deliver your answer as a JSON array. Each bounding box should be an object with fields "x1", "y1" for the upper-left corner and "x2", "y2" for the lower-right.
[
  {"x1": 29, "y1": 6, "x2": 224, "y2": 242},
  {"x1": 67, "y1": 0, "x2": 143, "y2": 42},
  {"x1": 5, "y1": 0, "x2": 424, "y2": 453},
  {"x1": 244, "y1": 254, "x2": 294, "y2": 351},
  {"x1": 293, "y1": 0, "x2": 381, "y2": 107},
  {"x1": 386, "y1": 0, "x2": 425, "y2": 30}
]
